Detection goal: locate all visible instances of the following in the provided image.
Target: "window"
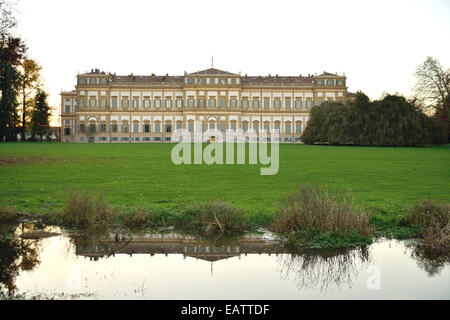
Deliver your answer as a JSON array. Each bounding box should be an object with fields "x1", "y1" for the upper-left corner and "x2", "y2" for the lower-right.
[
  {"x1": 198, "y1": 78, "x2": 206, "y2": 84},
  {"x1": 79, "y1": 136, "x2": 85, "y2": 142},
  {"x1": 208, "y1": 99, "x2": 216, "y2": 108},
  {"x1": 318, "y1": 99, "x2": 323, "y2": 106},
  {"x1": 285, "y1": 99, "x2": 291, "y2": 109},
  {"x1": 121, "y1": 123, "x2": 129, "y2": 133},
  {"x1": 165, "y1": 98, "x2": 172, "y2": 108},
  {"x1": 209, "y1": 78, "x2": 215, "y2": 84},
  {"x1": 209, "y1": 123, "x2": 215, "y2": 130},
  {"x1": 111, "y1": 137, "x2": 118, "y2": 142},
  {"x1": 64, "y1": 128, "x2": 71, "y2": 135},
  {"x1": 264, "y1": 123, "x2": 270, "y2": 133},
  {"x1": 198, "y1": 99, "x2": 205, "y2": 108},
  {"x1": 252, "y1": 99, "x2": 260, "y2": 109},
  {"x1": 78, "y1": 124, "x2": 85, "y2": 132},
  {"x1": 187, "y1": 98, "x2": 195, "y2": 107},
  {"x1": 231, "y1": 122, "x2": 236, "y2": 131},
  {"x1": 143, "y1": 124, "x2": 151, "y2": 133},
  {"x1": 132, "y1": 98, "x2": 139, "y2": 108},
  {"x1": 220, "y1": 123, "x2": 225, "y2": 132},
  {"x1": 241, "y1": 99, "x2": 249, "y2": 109},
  {"x1": 133, "y1": 123, "x2": 139, "y2": 133},
  {"x1": 154, "y1": 137, "x2": 161, "y2": 142},
  {"x1": 220, "y1": 98, "x2": 226, "y2": 108},
  {"x1": 120, "y1": 137, "x2": 129, "y2": 142},
  {"x1": 242, "y1": 122, "x2": 248, "y2": 132},
  {"x1": 273, "y1": 99, "x2": 281, "y2": 109},
  {"x1": 154, "y1": 98, "x2": 161, "y2": 108},
  {"x1": 285, "y1": 123, "x2": 291, "y2": 134},
  {"x1": 99, "y1": 137, "x2": 108, "y2": 142},
  {"x1": 253, "y1": 123, "x2": 259, "y2": 133},
  {"x1": 111, "y1": 124, "x2": 118, "y2": 133},
  {"x1": 295, "y1": 99, "x2": 303, "y2": 109},
  {"x1": 296, "y1": 123, "x2": 302, "y2": 133},
  {"x1": 231, "y1": 78, "x2": 237, "y2": 84},
  {"x1": 155, "y1": 123, "x2": 161, "y2": 132},
  {"x1": 187, "y1": 78, "x2": 195, "y2": 84},
  {"x1": 274, "y1": 122, "x2": 280, "y2": 132},
  {"x1": 230, "y1": 98, "x2": 237, "y2": 108},
  {"x1": 143, "y1": 97, "x2": 150, "y2": 108},
  {"x1": 176, "y1": 99, "x2": 183, "y2": 108},
  {"x1": 121, "y1": 98, "x2": 129, "y2": 108},
  {"x1": 100, "y1": 124, "x2": 106, "y2": 132},
  {"x1": 264, "y1": 98, "x2": 270, "y2": 109},
  {"x1": 89, "y1": 97, "x2": 97, "y2": 108},
  {"x1": 188, "y1": 123, "x2": 194, "y2": 132},
  {"x1": 78, "y1": 99, "x2": 85, "y2": 108},
  {"x1": 176, "y1": 122, "x2": 183, "y2": 131},
  {"x1": 219, "y1": 78, "x2": 228, "y2": 85},
  {"x1": 65, "y1": 105, "x2": 71, "y2": 113},
  {"x1": 111, "y1": 97, "x2": 118, "y2": 108}
]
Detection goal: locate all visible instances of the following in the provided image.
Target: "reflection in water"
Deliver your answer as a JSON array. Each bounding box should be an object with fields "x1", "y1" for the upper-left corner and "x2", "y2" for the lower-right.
[
  {"x1": 406, "y1": 241, "x2": 450, "y2": 277},
  {"x1": 278, "y1": 247, "x2": 370, "y2": 292},
  {"x1": 0, "y1": 223, "x2": 41, "y2": 296},
  {"x1": 0, "y1": 224, "x2": 449, "y2": 299}
]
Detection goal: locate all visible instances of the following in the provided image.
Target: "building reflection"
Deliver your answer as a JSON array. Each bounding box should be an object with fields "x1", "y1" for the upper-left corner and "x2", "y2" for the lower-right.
[{"x1": 74, "y1": 231, "x2": 284, "y2": 262}]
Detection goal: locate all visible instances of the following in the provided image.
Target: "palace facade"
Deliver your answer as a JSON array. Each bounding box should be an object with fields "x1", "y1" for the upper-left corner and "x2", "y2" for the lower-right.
[{"x1": 60, "y1": 68, "x2": 349, "y2": 143}]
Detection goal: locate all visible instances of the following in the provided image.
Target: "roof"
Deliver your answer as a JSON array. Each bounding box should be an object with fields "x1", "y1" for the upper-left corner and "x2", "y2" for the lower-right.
[
  {"x1": 316, "y1": 71, "x2": 346, "y2": 78},
  {"x1": 111, "y1": 75, "x2": 184, "y2": 85},
  {"x1": 241, "y1": 75, "x2": 314, "y2": 86},
  {"x1": 187, "y1": 68, "x2": 238, "y2": 76}
]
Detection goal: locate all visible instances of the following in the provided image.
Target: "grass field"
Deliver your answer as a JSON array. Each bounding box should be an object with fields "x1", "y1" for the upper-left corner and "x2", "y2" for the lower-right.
[{"x1": 0, "y1": 142, "x2": 449, "y2": 229}]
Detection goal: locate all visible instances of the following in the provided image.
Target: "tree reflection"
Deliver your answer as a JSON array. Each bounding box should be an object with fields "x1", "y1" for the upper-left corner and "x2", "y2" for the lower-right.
[
  {"x1": 277, "y1": 246, "x2": 370, "y2": 292},
  {"x1": 407, "y1": 242, "x2": 450, "y2": 277},
  {"x1": 0, "y1": 223, "x2": 42, "y2": 297}
]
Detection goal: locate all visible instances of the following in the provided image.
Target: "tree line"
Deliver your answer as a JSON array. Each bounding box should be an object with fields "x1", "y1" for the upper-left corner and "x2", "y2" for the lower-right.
[
  {"x1": 302, "y1": 58, "x2": 449, "y2": 146},
  {"x1": 0, "y1": 0, "x2": 51, "y2": 142}
]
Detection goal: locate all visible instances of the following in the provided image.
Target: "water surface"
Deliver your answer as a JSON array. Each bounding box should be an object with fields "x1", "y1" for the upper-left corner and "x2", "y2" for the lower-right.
[{"x1": 0, "y1": 224, "x2": 449, "y2": 299}]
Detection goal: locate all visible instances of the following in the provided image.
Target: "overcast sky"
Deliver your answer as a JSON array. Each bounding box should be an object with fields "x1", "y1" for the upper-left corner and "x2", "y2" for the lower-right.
[{"x1": 14, "y1": 0, "x2": 450, "y2": 125}]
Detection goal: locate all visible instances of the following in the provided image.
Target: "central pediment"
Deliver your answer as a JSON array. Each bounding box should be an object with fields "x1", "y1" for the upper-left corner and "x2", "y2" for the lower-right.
[{"x1": 187, "y1": 68, "x2": 239, "y2": 76}]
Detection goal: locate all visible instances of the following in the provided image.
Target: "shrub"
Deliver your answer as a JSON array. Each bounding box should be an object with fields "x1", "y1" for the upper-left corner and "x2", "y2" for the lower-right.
[
  {"x1": 50, "y1": 192, "x2": 114, "y2": 228},
  {"x1": 404, "y1": 201, "x2": 450, "y2": 251},
  {"x1": 271, "y1": 186, "x2": 372, "y2": 238}
]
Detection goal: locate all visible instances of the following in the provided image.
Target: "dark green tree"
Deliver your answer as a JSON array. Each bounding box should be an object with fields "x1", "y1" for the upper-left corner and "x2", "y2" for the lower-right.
[
  {"x1": 0, "y1": 1, "x2": 26, "y2": 142},
  {"x1": 30, "y1": 89, "x2": 51, "y2": 141},
  {"x1": 302, "y1": 92, "x2": 446, "y2": 146}
]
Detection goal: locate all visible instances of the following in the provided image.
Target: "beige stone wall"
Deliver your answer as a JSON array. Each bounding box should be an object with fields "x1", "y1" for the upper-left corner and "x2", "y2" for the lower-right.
[{"x1": 61, "y1": 71, "x2": 347, "y2": 143}]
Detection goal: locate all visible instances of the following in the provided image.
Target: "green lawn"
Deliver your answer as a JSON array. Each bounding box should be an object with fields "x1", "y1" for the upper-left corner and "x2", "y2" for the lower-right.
[{"x1": 0, "y1": 142, "x2": 449, "y2": 225}]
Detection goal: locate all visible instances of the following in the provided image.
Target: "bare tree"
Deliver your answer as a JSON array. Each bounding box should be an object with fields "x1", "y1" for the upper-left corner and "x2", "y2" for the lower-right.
[
  {"x1": 0, "y1": 0, "x2": 17, "y2": 37},
  {"x1": 413, "y1": 57, "x2": 449, "y2": 111},
  {"x1": 413, "y1": 57, "x2": 450, "y2": 140}
]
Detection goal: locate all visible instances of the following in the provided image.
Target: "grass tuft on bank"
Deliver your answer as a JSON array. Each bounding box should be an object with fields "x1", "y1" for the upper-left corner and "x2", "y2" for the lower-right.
[
  {"x1": 43, "y1": 192, "x2": 114, "y2": 228},
  {"x1": 403, "y1": 201, "x2": 450, "y2": 252},
  {"x1": 270, "y1": 186, "x2": 373, "y2": 248}
]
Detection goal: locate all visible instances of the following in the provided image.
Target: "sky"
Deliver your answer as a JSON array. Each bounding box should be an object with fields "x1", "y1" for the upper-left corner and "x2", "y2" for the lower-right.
[{"x1": 13, "y1": 0, "x2": 450, "y2": 126}]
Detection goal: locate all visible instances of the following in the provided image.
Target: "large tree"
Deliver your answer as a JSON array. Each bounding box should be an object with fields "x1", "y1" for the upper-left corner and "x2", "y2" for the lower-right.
[
  {"x1": 0, "y1": 36, "x2": 26, "y2": 141},
  {"x1": 0, "y1": 0, "x2": 17, "y2": 37},
  {"x1": 413, "y1": 57, "x2": 450, "y2": 141},
  {"x1": 0, "y1": 0, "x2": 26, "y2": 142},
  {"x1": 302, "y1": 93, "x2": 446, "y2": 146},
  {"x1": 30, "y1": 88, "x2": 51, "y2": 141},
  {"x1": 18, "y1": 59, "x2": 41, "y2": 141}
]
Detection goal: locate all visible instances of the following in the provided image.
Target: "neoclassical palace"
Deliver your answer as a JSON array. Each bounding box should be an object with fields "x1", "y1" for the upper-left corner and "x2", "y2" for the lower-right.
[{"x1": 60, "y1": 68, "x2": 349, "y2": 143}]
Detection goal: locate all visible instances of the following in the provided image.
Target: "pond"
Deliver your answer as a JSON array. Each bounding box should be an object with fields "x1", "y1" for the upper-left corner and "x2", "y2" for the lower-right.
[{"x1": 0, "y1": 223, "x2": 449, "y2": 299}]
